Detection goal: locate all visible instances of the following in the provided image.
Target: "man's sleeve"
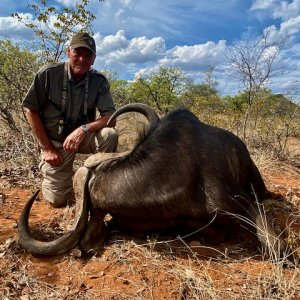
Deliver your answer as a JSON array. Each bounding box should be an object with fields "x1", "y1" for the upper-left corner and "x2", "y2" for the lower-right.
[
  {"x1": 22, "y1": 69, "x2": 48, "y2": 112},
  {"x1": 96, "y1": 77, "x2": 116, "y2": 116}
]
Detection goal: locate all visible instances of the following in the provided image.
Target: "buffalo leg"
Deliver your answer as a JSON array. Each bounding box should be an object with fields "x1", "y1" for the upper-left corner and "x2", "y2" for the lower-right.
[
  {"x1": 247, "y1": 203, "x2": 288, "y2": 258},
  {"x1": 212, "y1": 187, "x2": 286, "y2": 253},
  {"x1": 80, "y1": 209, "x2": 107, "y2": 253}
]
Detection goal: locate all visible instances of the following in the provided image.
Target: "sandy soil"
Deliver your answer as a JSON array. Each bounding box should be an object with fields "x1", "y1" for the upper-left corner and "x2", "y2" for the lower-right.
[{"x1": 0, "y1": 142, "x2": 300, "y2": 299}]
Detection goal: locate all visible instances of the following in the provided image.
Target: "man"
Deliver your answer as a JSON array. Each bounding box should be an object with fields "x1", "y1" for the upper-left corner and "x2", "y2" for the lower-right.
[{"x1": 22, "y1": 32, "x2": 118, "y2": 208}]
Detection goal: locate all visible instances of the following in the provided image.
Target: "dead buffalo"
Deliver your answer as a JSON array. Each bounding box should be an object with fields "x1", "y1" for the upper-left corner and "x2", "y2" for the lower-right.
[{"x1": 18, "y1": 103, "x2": 285, "y2": 256}]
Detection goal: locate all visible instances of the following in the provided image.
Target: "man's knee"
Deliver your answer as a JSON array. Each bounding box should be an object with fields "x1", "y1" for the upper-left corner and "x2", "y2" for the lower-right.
[
  {"x1": 101, "y1": 127, "x2": 118, "y2": 141},
  {"x1": 97, "y1": 127, "x2": 119, "y2": 152},
  {"x1": 39, "y1": 151, "x2": 75, "y2": 207},
  {"x1": 42, "y1": 184, "x2": 73, "y2": 207}
]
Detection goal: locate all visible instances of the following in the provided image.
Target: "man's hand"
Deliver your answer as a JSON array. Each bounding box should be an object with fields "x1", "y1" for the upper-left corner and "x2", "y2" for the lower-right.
[
  {"x1": 24, "y1": 109, "x2": 64, "y2": 166},
  {"x1": 43, "y1": 146, "x2": 64, "y2": 166},
  {"x1": 63, "y1": 127, "x2": 86, "y2": 152}
]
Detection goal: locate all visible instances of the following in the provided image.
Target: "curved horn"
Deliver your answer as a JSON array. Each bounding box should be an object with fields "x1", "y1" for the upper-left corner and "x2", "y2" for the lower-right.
[
  {"x1": 18, "y1": 167, "x2": 90, "y2": 256},
  {"x1": 107, "y1": 103, "x2": 160, "y2": 131}
]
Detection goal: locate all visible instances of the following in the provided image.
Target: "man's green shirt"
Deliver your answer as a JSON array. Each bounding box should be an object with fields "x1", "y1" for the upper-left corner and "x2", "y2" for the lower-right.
[{"x1": 22, "y1": 62, "x2": 116, "y2": 142}]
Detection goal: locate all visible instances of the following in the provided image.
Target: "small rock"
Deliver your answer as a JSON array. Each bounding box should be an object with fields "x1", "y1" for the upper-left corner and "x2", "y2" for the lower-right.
[
  {"x1": 5, "y1": 237, "x2": 15, "y2": 249},
  {"x1": 189, "y1": 240, "x2": 201, "y2": 246},
  {"x1": 71, "y1": 248, "x2": 82, "y2": 258}
]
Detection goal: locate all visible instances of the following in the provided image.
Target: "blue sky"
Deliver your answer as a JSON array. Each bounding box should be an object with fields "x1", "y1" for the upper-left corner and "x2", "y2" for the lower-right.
[{"x1": 1, "y1": 0, "x2": 300, "y2": 100}]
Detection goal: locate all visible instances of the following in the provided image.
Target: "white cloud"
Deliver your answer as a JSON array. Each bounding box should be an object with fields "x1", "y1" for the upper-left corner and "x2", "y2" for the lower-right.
[
  {"x1": 129, "y1": 40, "x2": 228, "y2": 90},
  {"x1": 0, "y1": 12, "x2": 82, "y2": 39},
  {"x1": 262, "y1": 15, "x2": 300, "y2": 41},
  {"x1": 95, "y1": 30, "x2": 166, "y2": 64},
  {"x1": 133, "y1": 68, "x2": 148, "y2": 81},
  {"x1": 251, "y1": 0, "x2": 300, "y2": 21},
  {"x1": 110, "y1": 36, "x2": 165, "y2": 63},
  {"x1": 115, "y1": 9, "x2": 126, "y2": 19},
  {"x1": 54, "y1": 0, "x2": 73, "y2": 6},
  {"x1": 263, "y1": 45, "x2": 278, "y2": 60},
  {"x1": 95, "y1": 30, "x2": 128, "y2": 54},
  {"x1": 280, "y1": 15, "x2": 300, "y2": 35},
  {"x1": 251, "y1": 0, "x2": 276, "y2": 10},
  {"x1": 159, "y1": 40, "x2": 227, "y2": 70},
  {"x1": 0, "y1": 14, "x2": 29, "y2": 32},
  {"x1": 120, "y1": 0, "x2": 134, "y2": 6},
  {"x1": 273, "y1": 0, "x2": 300, "y2": 21},
  {"x1": 0, "y1": 14, "x2": 37, "y2": 40}
]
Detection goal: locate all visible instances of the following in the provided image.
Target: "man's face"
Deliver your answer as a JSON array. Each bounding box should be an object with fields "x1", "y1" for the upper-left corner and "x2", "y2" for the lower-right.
[{"x1": 67, "y1": 47, "x2": 96, "y2": 79}]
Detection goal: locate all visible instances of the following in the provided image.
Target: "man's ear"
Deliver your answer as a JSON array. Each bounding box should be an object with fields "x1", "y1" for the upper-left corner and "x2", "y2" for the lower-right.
[
  {"x1": 91, "y1": 55, "x2": 96, "y2": 65},
  {"x1": 66, "y1": 47, "x2": 71, "y2": 58}
]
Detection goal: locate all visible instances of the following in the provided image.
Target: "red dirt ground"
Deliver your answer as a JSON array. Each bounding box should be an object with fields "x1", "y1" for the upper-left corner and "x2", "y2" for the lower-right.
[{"x1": 0, "y1": 143, "x2": 300, "y2": 299}]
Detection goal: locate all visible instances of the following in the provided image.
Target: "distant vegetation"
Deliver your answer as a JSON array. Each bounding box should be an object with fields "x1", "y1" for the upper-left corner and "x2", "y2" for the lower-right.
[
  {"x1": 0, "y1": 0, "x2": 299, "y2": 167},
  {"x1": 0, "y1": 38, "x2": 299, "y2": 168}
]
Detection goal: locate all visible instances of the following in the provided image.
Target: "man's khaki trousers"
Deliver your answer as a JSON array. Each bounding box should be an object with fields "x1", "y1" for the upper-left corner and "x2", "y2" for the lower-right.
[{"x1": 39, "y1": 127, "x2": 118, "y2": 207}]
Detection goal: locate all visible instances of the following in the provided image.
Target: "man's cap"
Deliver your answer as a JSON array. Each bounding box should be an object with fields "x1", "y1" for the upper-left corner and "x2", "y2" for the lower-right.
[{"x1": 70, "y1": 32, "x2": 96, "y2": 54}]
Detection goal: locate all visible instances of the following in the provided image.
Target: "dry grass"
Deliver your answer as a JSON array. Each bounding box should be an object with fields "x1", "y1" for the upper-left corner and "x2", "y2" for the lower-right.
[
  {"x1": 1, "y1": 184, "x2": 299, "y2": 300},
  {"x1": 0, "y1": 111, "x2": 300, "y2": 299},
  {"x1": 1, "y1": 232, "x2": 300, "y2": 299}
]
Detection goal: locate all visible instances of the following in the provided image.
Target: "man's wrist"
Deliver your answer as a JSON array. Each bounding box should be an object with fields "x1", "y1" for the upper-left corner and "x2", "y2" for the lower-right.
[
  {"x1": 40, "y1": 141, "x2": 52, "y2": 150},
  {"x1": 80, "y1": 124, "x2": 90, "y2": 134}
]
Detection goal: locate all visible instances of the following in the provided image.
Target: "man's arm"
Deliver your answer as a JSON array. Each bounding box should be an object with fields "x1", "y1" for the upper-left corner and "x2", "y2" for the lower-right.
[
  {"x1": 63, "y1": 114, "x2": 116, "y2": 152},
  {"x1": 88, "y1": 114, "x2": 116, "y2": 132},
  {"x1": 25, "y1": 108, "x2": 64, "y2": 166}
]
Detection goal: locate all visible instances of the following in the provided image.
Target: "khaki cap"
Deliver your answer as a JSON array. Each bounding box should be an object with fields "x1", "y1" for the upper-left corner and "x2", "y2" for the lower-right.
[{"x1": 70, "y1": 32, "x2": 96, "y2": 54}]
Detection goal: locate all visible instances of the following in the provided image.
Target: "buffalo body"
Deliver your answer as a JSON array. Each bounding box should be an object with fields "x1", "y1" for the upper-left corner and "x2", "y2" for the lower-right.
[{"x1": 18, "y1": 103, "x2": 283, "y2": 256}]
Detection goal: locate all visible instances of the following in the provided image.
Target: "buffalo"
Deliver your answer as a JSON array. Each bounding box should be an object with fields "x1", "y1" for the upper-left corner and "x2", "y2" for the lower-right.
[{"x1": 18, "y1": 103, "x2": 285, "y2": 256}]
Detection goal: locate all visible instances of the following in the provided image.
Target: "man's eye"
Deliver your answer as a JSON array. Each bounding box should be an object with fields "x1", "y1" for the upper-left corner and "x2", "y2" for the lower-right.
[{"x1": 71, "y1": 49, "x2": 93, "y2": 59}]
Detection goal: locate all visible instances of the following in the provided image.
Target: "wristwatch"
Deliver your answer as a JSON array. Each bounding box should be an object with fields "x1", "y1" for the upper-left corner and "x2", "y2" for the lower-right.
[{"x1": 80, "y1": 124, "x2": 89, "y2": 133}]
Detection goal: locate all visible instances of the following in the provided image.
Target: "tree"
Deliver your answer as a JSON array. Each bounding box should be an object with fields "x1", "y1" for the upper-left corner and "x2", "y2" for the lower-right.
[
  {"x1": 12, "y1": 0, "x2": 104, "y2": 62},
  {"x1": 226, "y1": 28, "x2": 286, "y2": 139},
  {"x1": 202, "y1": 65, "x2": 219, "y2": 100},
  {"x1": 223, "y1": 93, "x2": 248, "y2": 113},
  {"x1": 0, "y1": 39, "x2": 41, "y2": 130},
  {"x1": 101, "y1": 70, "x2": 132, "y2": 108},
  {"x1": 133, "y1": 66, "x2": 187, "y2": 114},
  {"x1": 180, "y1": 67, "x2": 222, "y2": 119}
]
